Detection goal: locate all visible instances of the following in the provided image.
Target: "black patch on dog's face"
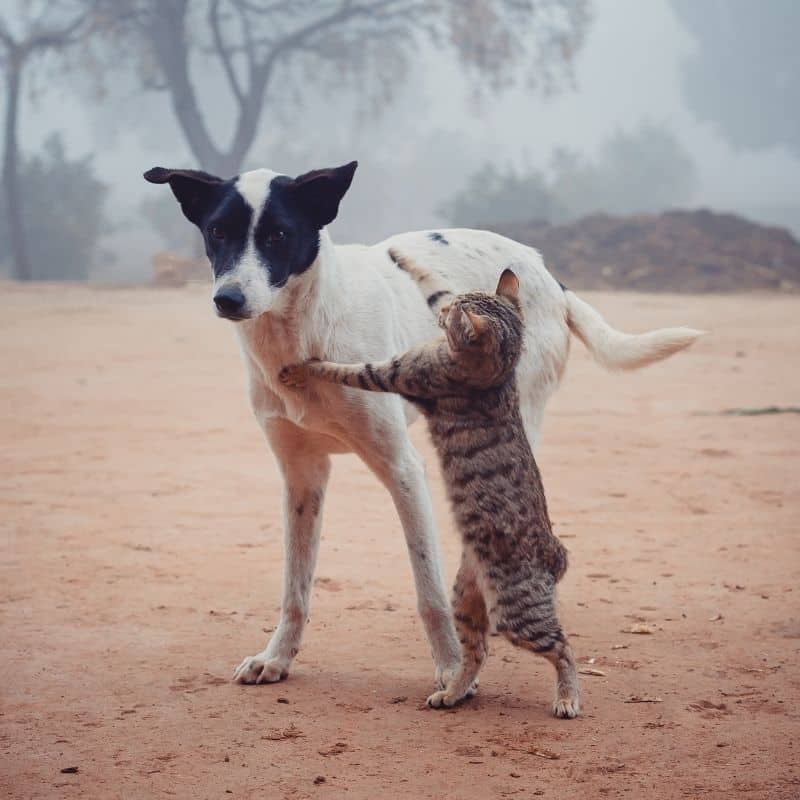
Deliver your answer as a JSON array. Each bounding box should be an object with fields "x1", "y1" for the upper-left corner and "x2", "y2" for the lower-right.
[
  {"x1": 251, "y1": 175, "x2": 324, "y2": 287},
  {"x1": 145, "y1": 161, "x2": 357, "y2": 299},
  {"x1": 144, "y1": 171, "x2": 321, "y2": 284},
  {"x1": 143, "y1": 167, "x2": 249, "y2": 280},
  {"x1": 428, "y1": 231, "x2": 449, "y2": 245},
  {"x1": 246, "y1": 162, "x2": 358, "y2": 287},
  {"x1": 203, "y1": 188, "x2": 252, "y2": 279},
  {"x1": 195, "y1": 175, "x2": 323, "y2": 285}
]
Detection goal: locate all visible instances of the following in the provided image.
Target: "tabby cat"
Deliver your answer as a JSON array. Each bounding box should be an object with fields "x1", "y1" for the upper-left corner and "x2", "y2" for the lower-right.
[{"x1": 279, "y1": 249, "x2": 580, "y2": 717}]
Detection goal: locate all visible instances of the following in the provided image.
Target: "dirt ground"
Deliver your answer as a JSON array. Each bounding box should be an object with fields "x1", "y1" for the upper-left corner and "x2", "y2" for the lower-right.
[{"x1": 1, "y1": 282, "x2": 798, "y2": 799}]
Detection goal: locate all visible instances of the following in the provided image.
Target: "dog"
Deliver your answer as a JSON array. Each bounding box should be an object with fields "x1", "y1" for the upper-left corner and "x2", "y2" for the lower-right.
[{"x1": 144, "y1": 160, "x2": 702, "y2": 690}]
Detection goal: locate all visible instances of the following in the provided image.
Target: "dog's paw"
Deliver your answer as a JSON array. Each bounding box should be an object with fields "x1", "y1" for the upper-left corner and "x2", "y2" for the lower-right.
[
  {"x1": 232, "y1": 653, "x2": 289, "y2": 685},
  {"x1": 553, "y1": 696, "x2": 580, "y2": 719},
  {"x1": 426, "y1": 689, "x2": 463, "y2": 709},
  {"x1": 279, "y1": 364, "x2": 307, "y2": 389},
  {"x1": 434, "y1": 661, "x2": 461, "y2": 691}
]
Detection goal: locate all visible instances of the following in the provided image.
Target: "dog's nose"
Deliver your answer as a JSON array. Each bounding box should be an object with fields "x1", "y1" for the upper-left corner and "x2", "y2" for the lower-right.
[{"x1": 214, "y1": 286, "x2": 246, "y2": 317}]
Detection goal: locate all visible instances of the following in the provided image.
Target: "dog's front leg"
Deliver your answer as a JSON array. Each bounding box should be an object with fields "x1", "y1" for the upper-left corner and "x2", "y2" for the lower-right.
[
  {"x1": 234, "y1": 420, "x2": 331, "y2": 684},
  {"x1": 351, "y1": 414, "x2": 461, "y2": 689}
]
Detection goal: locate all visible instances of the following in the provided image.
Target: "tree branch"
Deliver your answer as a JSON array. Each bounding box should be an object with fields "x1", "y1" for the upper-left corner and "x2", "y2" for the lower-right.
[
  {"x1": 256, "y1": 0, "x2": 415, "y2": 70},
  {"x1": 26, "y1": 3, "x2": 96, "y2": 52},
  {"x1": 209, "y1": 0, "x2": 244, "y2": 107},
  {"x1": 222, "y1": 0, "x2": 431, "y2": 170}
]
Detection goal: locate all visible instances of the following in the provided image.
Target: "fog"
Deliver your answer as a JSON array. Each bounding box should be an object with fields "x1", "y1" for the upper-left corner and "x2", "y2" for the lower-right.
[{"x1": 5, "y1": 0, "x2": 800, "y2": 281}]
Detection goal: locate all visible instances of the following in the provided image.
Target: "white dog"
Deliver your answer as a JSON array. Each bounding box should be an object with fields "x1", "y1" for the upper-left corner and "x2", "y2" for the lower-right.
[{"x1": 144, "y1": 161, "x2": 702, "y2": 690}]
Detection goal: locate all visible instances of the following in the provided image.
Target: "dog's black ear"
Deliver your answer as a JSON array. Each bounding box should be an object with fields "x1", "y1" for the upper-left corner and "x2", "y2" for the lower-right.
[
  {"x1": 143, "y1": 167, "x2": 225, "y2": 227},
  {"x1": 290, "y1": 161, "x2": 358, "y2": 229}
]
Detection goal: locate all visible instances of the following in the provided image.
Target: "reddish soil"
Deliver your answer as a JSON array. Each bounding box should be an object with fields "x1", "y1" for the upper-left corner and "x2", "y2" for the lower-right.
[{"x1": 1, "y1": 282, "x2": 798, "y2": 799}]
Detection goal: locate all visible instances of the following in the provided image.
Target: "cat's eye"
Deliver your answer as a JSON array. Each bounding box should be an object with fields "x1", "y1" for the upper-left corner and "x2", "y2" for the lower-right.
[
  {"x1": 209, "y1": 225, "x2": 225, "y2": 241},
  {"x1": 266, "y1": 230, "x2": 286, "y2": 246}
]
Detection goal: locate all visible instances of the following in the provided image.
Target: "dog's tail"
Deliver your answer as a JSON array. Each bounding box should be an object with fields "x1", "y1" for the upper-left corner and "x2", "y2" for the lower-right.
[{"x1": 563, "y1": 288, "x2": 704, "y2": 370}]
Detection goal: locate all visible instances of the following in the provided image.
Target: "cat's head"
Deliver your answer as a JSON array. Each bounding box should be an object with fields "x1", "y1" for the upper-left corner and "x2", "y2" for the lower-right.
[{"x1": 439, "y1": 269, "x2": 524, "y2": 381}]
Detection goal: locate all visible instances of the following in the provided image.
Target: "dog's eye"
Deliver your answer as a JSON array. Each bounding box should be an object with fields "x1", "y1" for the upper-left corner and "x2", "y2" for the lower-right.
[
  {"x1": 209, "y1": 225, "x2": 225, "y2": 241},
  {"x1": 267, "y1": 230, "x2": 286, "y2": 246}
]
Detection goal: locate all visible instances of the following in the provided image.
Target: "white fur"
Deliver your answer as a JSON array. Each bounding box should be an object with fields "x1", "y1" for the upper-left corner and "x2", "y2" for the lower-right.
[
  {"x1": 235, "y1": 168, "x2": 279, "y2": 210},
  {"x1": 229, "y1": 172, "x2": 703, "y2": 687},
  {"x1": 214, "y1": 170, "x2": 281, "y2": 316},
  {"x1": 564, "y1": 290, "x2": 704, "y2": 370}
]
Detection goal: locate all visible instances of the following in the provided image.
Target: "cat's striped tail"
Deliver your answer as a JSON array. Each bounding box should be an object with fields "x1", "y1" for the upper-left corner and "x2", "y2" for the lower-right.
[
  {"x1": 389, "y1": 248, "x2": 454, "y2": 313},
  {"x1": 563, "y1": 289, "x2": 705, "y2": 370}
]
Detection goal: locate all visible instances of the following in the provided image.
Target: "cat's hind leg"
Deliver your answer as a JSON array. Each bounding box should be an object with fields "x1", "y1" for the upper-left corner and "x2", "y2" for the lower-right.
[
  {"x1": 543, "y1": 636, "x2": 580, "y2": 719},
  {"x1": 427, "y1": 554, "x2": 488, "y2": 709},
  {"x1": 494, "y1": 573, "x2": 580, "y2": 719}
]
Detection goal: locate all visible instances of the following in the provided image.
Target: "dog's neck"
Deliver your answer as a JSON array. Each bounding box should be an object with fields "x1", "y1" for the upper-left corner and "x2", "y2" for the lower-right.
[{"x1": 235, "y1": 228, "x2": 343, "y2": 380}]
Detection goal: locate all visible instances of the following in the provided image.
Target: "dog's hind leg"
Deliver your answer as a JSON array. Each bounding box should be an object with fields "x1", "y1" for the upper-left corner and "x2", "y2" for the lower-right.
[
  {"x1": 234, "y1": 420, "x2": 331, "y2": 684},
  {"x1": 349, "y1": 406, "x2": 462, "y2": 691}
]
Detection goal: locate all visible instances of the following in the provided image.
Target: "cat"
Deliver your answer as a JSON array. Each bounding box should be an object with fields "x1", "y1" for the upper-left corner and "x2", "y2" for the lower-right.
[{"x1": 279, "y1": 249, "x2": 580, "y2": 717}]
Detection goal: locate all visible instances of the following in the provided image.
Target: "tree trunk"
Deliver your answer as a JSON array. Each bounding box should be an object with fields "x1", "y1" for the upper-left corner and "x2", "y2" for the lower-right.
[
  {"x1": 148, "y1": 1, "x2": 226, "y2": 173},
  {"x1": 3, "y1": 52, "x2": 31, "y2": 281},
  {"x1": 145, "y1": 2, "x2": 272, "y2": 179},
  {"x1": 204, "y1": 152, "x2": 245, "y2": 180}
]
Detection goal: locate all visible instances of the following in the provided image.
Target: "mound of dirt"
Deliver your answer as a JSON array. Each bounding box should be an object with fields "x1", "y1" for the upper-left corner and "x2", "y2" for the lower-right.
[{"x1": 492, "y1": 209, "x2": 800, "y2": 292}]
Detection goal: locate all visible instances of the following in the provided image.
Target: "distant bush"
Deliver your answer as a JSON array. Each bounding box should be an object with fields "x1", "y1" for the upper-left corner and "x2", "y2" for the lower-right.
[
  {"x1": 0, "y1": 133, "x2": 109, "y2": 280},
  {"x1": 440, "y1": 122, "x2": 697, "y2": 227},
  {"x1": 438, "y1": 162, "x2": 564, "y2": 229}
]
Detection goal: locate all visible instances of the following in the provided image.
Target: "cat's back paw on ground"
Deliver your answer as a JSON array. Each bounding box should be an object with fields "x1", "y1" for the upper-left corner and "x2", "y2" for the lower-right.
[{"x1": 553, "y1": 696, "x2": 580, "y2": 719}]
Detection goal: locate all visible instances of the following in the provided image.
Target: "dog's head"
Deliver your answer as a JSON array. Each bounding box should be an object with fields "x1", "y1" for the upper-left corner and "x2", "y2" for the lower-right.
[{"x1": 144, "y1": 161, "x2": 357, "y2": 320}]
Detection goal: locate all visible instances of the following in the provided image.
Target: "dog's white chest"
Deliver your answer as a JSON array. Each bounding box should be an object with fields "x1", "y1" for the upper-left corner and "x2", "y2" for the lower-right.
[
  {"x1": 236, "y1": 320, "x2": 342, "y2": 435},
  {"x1": 248, "y1": 374, "x2": 324, "y2": 426}
]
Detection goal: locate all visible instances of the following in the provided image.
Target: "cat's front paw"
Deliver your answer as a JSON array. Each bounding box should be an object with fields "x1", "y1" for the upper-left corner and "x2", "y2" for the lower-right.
[{"x1": 279, "y1": 363, "x2": 307, "y2": 389}]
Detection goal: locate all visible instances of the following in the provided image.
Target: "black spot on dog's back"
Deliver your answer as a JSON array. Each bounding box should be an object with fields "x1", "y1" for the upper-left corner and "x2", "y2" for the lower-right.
[{"x1": 428, "y1": 231, "x2": 449, "y2": 246}]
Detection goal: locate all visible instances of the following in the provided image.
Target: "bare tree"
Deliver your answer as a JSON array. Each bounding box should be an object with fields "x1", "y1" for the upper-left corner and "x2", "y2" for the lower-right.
[
  {"x1": 95, "y1": 0, "x2": 591, "y2": 177},
  {"x1": 0, "y1": 1, "x2": 95, "y2": 280}
]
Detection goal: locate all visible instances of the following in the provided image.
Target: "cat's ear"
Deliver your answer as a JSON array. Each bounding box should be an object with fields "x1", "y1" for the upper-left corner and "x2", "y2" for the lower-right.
[
  {"x1": 496, "y1": 268, "x2": 520, "y2": 301},
  {"x1": 464, "y1": 309, "x2": 490, "y2": 340}
]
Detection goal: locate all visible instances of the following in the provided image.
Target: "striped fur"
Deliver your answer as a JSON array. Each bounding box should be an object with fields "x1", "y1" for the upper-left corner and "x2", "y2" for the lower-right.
[
  {"x1": 389, "y1": 247, "x2": 455, "y2": 315},
  {"x1": 280, "y1": 255, "x2": 580, "y2": 717}
]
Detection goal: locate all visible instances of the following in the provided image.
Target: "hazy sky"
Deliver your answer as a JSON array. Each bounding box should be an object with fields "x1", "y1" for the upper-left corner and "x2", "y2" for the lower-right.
[{"x1": 21, "y1": 0, "x2": 800, "y2": 275}]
